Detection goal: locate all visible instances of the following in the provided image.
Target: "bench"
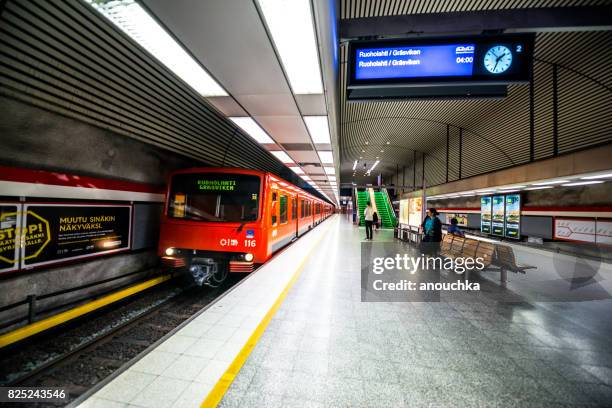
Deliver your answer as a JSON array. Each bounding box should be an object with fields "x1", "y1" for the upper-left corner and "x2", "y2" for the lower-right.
[
  {"x1": 495, "y1": 244, "x2": 536, "y2": 281},
  {"x1": 440, "y1": 234, "x2": 530, "y2": 282}
]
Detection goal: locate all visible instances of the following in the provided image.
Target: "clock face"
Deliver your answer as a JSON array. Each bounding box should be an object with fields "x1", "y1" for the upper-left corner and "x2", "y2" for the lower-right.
[{"x1": 484, "y1": 45, "x2": 512, "y2": 74}]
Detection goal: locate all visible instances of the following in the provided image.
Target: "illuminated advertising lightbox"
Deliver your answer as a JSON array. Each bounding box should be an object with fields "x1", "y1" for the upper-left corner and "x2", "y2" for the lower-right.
[
  {"x1": 348, "y1": 34, "x2": 534, "y2": 88},
  {"x1": 504, "y1": 194, "x2": 521, "y2": 239},
  {"x1": 480, "y1": 196, "x2": 492, "y2": 233},
  {"x1": 0, "y1": 203, "x2": 20, "y2": 273},
  {"x1": 491, "y1": 195, "x2": 505, "y2": 236},
  {"x1": 408, "y1": 197, "x2": 423, "y2": 227},
  {"x1": 21, "y1": 204, "x2": 132, "y2": 268},
  {"x1": 446, "y1": 213, "x2": 468, "y2": 227},
  {"x1": 399, "y1": 199, "x2": 409, "y2": 225}
]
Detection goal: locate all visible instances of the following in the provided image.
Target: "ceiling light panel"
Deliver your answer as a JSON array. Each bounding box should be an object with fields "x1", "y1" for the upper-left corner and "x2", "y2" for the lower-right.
[
  {"x1": 581, "y1": 172, "x2": 612, "y2": 180},
  {"x1": 86, "y1": 0, "x2": 226, "y2": 97},
  {"x1": 229, "y1": 117, "x2": 275, "y2": 144},
  {"x1": 304, "y1": 116, "x2": 331, "y2": 144},
  {"x1": 256, "y1": 0, "x2": 323, "y2": 94},
  {"x1": 324, "y1": 167, "x2": 335, "y2": 175},
  {"x1": 562, "y1": 181, "x2": 605, "y2": 186},
  {"x1": 318, "y1": 151, "x2": 334, "y2": 164},
  {"x1": 289, "y1": 166, "x2": 304, "y2": 175},
  {"x1": 270, "y1": 150, "x2": 294, "y2": 163}
]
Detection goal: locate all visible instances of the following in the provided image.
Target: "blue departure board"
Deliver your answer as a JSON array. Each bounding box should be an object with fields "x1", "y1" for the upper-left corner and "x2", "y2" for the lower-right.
[{"x1": 355, "y1": 44, "x2": 475, "y2": 80}]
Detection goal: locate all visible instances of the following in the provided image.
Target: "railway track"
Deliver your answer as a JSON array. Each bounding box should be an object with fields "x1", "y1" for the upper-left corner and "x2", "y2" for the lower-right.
[{"x1": 0, "y1": 274, "x2": 244, "y2": 407}]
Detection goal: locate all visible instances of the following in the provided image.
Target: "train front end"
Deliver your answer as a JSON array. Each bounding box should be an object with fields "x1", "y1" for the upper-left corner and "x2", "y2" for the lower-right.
[{"x1": 159, "y1": 169, "x2": 266, "y2": 287}]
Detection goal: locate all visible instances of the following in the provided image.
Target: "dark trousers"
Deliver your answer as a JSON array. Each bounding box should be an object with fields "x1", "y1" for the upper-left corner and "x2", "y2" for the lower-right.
[{"x1": 365, "y1": 220, "x2": 373, "y2": 239}]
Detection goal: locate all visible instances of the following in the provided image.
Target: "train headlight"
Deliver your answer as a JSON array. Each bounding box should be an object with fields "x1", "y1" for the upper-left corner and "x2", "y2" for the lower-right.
[
  {"x1": 244, "y1": 253, "x2": 254, "y2": 262},
  {"x1": 165, "y1": 247, "x2": 176, "y2": 256}
]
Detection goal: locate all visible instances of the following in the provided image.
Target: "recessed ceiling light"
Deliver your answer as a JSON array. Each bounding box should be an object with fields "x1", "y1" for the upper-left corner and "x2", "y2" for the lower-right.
[
  {"x1": 380, "y1": 150, "x2": 384, "y2": 153},
  {"x1": 318, "y1": 151, "x2": 333, "y2": 164},
  {"x1": 532, "y1": 180, "x2": 570, "y2": 185},
  {"x1": 270, "y1": 151, "x2": 294, "y2": 163},
  {"x1": 562, "y1": 181, "x2": 605, "y2": 187},
  {"x1": 324, "y1": 167, "x2": 335, "y2": 175},
  {"x1": 304, "y1": 116, "x2": 331, "y2": 144},
  {"x1": 581, "y1": 172, "x2": 612, "y2": 180},
  {"x1": 352, "y1": 160, "x2": 357, "y2": 171},
  {"x1": 499, "y1": 185, "x2": 526, "y2": 190},
  {"x1": 229, "y1": 117, "x2": 274, "y2": 144},
  {"x1": 525, "y1": 186, "x2": 553, "y2": 190},
  {"x1": 386, "y1": 141, "x2": 390, "y2": 144},
  {"x1": 288, "y1": 166, "x2": 304, "y2": 175},
  {"x1": 86, "y1": 0, "x2": 227, "y2": 97},
  {"x1": 256, "y1": 0, "x2": 322, "y2": 94},
  {"x1": 498, "y1": 190, "x2": 520, "y2": 193},
  {"x1": 365, "y1": 141, "x2": 369, "y2": 145},
  {"x1": 328, "y1": 176, "x2": 336, "y2": 181}
]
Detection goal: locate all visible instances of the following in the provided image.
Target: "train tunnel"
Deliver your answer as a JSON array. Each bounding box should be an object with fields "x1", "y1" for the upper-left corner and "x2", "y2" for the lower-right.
[{"x1": 1, "y1": 0, "x2": 612, "y2": 407}]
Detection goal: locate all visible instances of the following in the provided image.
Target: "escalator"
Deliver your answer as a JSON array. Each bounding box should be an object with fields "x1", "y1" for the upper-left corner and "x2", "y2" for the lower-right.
[
  {"x1": 373, "y1": 189, "x2": 398, "y2": 229},
  {"x1": 356, "y1": 189, "x2": 368, "y2": 226}
]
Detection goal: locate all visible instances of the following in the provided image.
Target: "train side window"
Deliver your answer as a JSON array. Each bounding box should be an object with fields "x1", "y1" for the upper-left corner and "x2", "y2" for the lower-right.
[
  {"x1": 301, "y1": 199, "x2": 305, "y2": 218},
  {"x1": 292, "y1": 197, "x2": 297, "y2": 220},
  {"x1": 271, "y1": 191, "x2": 277, "y2": 226},
  {"x1": 279, "y1": 194, "x2": 287, "y2": 224}
]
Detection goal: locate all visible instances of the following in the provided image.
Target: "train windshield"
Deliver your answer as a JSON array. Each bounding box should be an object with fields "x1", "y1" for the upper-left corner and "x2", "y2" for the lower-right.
[{"x1": 167, "y1": 173, "x2": 260, "y2": 222}]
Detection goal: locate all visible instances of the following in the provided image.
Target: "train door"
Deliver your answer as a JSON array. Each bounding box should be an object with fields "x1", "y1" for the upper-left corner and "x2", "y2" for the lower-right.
[
  {"x1": 292, "y1": 194, "x2": 298, "y2": 237},
  {"x1": 270, "y1": 187, "x2": 278, "y2": 247}
]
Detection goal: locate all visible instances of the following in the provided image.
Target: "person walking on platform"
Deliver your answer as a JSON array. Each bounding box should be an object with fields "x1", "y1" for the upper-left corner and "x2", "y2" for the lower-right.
[
  {"x1": 364, "y1": 201, "x2": 374, "y2": 240},
  {"x1": 372, "y1": 210, "x2": 379, "y2": 230}
]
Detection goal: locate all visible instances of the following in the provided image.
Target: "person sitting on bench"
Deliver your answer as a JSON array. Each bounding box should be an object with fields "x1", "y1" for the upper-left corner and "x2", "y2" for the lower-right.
[{"x1": 447, "y1": 217, "x2": 464, "y2": 237}]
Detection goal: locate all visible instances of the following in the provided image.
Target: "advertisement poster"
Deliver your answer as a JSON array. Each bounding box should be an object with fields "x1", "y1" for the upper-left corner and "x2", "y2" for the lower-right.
[
  {"x1": 491, "y1": 195, "x2": 505, "y2": 236},
  {"x1": 21, "y1": 204, "x2": 131, "y2": 268},
  {"x1": 480, "y1": 196, "x2": 492, "y2": 233},
  {"x1": 445, "y1": 213, "x2": 468, "y2": 227},
  {"x1": 408, "y1": 197, "x2": 423, "y2": 227},
  {"x1": 399, "y1": 199, "x2": 409, "y2": 225},
  {"x1": 504, "y1": 194, "x2": 521, "y2": 239},
  {"x1": 0, "y1": 203, "x2": 21, "y2": 273}
]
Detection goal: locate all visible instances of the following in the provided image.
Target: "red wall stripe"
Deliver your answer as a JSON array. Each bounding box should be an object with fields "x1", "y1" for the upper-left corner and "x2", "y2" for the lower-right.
[{"x1": 0, "y1": 165, "x2": 164, "y2": 194}]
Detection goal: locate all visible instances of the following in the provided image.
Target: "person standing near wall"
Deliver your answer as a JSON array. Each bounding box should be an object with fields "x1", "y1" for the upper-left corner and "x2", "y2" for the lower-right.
[
  {"x1": 364, "y1": 201, "x2": 374, "y2": 240},
  {"x1": 421, "y1": 208, "x2": 442, "y2": 254}
]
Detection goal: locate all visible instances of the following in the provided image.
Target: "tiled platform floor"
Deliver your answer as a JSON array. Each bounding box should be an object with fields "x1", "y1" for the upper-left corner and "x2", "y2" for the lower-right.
[{"x1": 219, "y1": 216, "x2": 612, "y2": 407}]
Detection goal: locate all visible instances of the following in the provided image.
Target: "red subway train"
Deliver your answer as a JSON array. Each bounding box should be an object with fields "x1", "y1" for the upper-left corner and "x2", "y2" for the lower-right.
[{"x1": 159, "y1": 168, "x2": 333, "y2": 286}]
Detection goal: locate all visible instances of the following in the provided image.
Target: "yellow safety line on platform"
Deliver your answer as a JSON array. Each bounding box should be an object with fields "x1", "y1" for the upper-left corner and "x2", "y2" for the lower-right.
[
  {"x1": 0, "y1": 274, "x2": 172, "y2": 349},
  {"x1": 201, "y1": 220, "x2": 332, "y2": 408}
]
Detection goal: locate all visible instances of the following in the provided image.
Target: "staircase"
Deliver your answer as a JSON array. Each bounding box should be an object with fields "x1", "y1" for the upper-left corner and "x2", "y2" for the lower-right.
[
  {"x1": 373, "y1": 189, "x2": 398, "y2": 229},
  {"x1": 356, "y1": 189, "x2": 368, "y2": 226}
]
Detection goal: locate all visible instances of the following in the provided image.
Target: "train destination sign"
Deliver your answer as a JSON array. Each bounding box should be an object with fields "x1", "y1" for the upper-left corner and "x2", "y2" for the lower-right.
[{"x1": 348, "y1": 34, "x2": 534, "y2": 88}]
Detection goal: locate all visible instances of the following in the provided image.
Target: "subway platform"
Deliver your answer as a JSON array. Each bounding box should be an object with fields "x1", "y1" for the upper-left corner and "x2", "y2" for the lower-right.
[{"x1": 77, "y1": 215, "x2": 612, "y2": 407}]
